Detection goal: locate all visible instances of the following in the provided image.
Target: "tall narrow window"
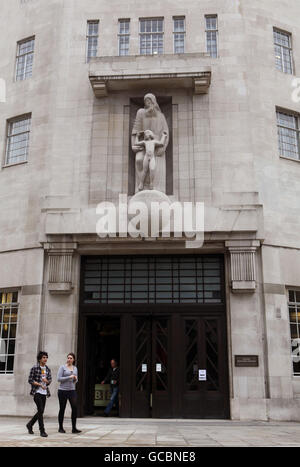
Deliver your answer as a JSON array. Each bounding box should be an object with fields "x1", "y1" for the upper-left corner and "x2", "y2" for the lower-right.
[
  {"x1": 5, "y1": 114, "x2": 31, "y2": 166},
  {"x1": 205, "y1": 15, "x2": 218, "y2": 58},
  {"x1": 15, "y1": 36, "x2": 35, "y2": 81},
  {"x1": 140, "y1": 18, "x2": 164, "y2": 55},
  {"x1": 118, "y1": 19, "x2": 130, "y2": 56},
  {"x1": 0, "y1": 291, "x2": 19, "y2": 374},
  {"x1": 288, "y1": 290, "x2": 300, "y2": 376},
  {"x1": 173, "y1": 17, "x2": 185, "y2": 54},
  {"x1": 274, "y1": 28, "x2": 293, "y2": 74},
  {"x1": 86, "y1": 20, "x2": 99, "y2": 61},
  {"x1": 277, "y1": 110, "x2": 300, "y2": 160}
]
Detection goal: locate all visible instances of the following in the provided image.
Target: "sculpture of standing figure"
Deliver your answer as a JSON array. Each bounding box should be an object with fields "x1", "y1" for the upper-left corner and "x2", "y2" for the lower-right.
[
  {"x1": 134, "y1": 130, "x2": 168, "y2": 191},
  {"x1": 131, "y1": 93, "x2": 169, "y2": 193}
]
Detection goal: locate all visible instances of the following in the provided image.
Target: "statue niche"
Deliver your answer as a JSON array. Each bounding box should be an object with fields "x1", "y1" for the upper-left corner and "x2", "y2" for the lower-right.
[{"x1": 130, "y1": 94, "x2": 172, "y2": 195}]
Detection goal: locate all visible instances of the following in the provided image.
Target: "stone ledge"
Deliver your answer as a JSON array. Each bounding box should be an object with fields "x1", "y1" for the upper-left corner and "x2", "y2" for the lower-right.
[
  {"x1": 89, "y1": 53, "x2": 211, "y2": 96},
  {"x1": 90, "y1": 71, "x2": 211, "y2": 96},
  {"x1": 231, "y1": 280, "x2": 256, "y2": 293},
  {"x1": 48, "y1": 282, "x2": 73, "y2": 294}
]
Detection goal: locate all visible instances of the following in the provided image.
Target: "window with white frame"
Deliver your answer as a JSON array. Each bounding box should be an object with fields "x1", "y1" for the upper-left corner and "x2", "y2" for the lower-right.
[
  {"x1": 140, "y1": 18, "x2": 164, "y2": 55},
  {"x1": 86, "y1": 20, "x2": 99, "y2": 61},
  {"x1": 118, "y1": 19, "x2": 130, "y2": 56},
  {"x1": 0, "y1": 291, "x2": 19, "y2": 374},
  {"x1": 288, "y1": 290, "x2": 300, "y2": 376},
  {"x1": 276, "y1": 110, "x2": 300, "y2": 160},
  {"x1": 274, "y1": 28, "x2": 293, "y2": 74},
  {"x1": 15, "y1": 36, "x2": 35, "y2": 81},
  {"x1": 5, "y1": 114, "x2": 32, "y2": 166},
  {"x1": 205, "y1": 15, "x2": 218, "y2": 58},
  {"x1": 173, "y1": 17, "x2": 185, "y2": 54}
]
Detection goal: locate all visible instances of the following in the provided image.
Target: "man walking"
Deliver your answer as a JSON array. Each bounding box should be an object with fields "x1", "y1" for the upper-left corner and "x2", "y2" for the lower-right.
[
  {"x1": 101, "y1": 358, "x2": 120, "y2": 417},
  {"x1": 26, "y1": 351, "x2": 52, "y2": 437}
]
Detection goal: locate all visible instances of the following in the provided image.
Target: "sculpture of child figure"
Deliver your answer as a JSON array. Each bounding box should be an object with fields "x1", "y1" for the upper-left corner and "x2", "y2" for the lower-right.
[{"x1": 135, "y1": 129, "x2": 168, "y2": 191}]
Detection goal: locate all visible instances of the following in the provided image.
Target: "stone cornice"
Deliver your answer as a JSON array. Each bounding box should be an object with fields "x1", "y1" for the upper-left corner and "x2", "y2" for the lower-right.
[
  {"x1": 90, "y1": 72, "x2": 211, "y2": 96},
  {"x1": 89, "y1": 53, "x2": 212, "y2": 96}
]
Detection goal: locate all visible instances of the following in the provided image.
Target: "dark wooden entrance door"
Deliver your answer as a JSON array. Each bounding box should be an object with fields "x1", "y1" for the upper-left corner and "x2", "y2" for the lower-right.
[
  {"x1": 129, "y1": 313, "x2": 229, "y2": 419},
  {"x1": 132, "y1": 315, "x2": 172, "y2": 418},
  {"x1": 182, "y1": 315, "x2": 229, "y2": 419}
]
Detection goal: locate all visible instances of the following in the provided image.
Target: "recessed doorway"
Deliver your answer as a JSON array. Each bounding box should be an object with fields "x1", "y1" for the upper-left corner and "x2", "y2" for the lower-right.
[
  {"x1": 83, "y1": 317, "x2": 120, "y2": 416},
  {"x1": 78, "y1": 254, "x2": 230, "y2": 419}
]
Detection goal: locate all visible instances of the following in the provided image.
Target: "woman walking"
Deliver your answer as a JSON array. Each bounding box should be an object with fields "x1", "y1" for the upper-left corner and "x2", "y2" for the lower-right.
[{"x1": 57, "y1": 353, "x2": 81, "y2": 434}]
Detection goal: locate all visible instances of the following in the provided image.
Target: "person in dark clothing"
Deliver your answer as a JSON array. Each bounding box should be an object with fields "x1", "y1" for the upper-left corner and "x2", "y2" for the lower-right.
[
  {"x1": 101, "y1": 359, "x2": 120, "y2": 416},
  {"x1": 26, "y1": 351, "x2": 52, "y2": 437}
]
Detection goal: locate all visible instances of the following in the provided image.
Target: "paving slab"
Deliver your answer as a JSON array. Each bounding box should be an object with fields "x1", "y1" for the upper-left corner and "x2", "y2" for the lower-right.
[{"x1": 0, "y1": 416, "x2": 300, "y2": 447}]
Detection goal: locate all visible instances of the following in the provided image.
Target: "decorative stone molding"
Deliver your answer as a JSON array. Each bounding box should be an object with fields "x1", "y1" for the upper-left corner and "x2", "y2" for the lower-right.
[
  {"x1": 194, "y1": 77, "x2": 211, "y2": 94},
  {"x1": 226, "y1": 240, "x2": 260, "y2": 293},
  {"x1": 44, "y1": 243, "x2": 77, "y2": 294},
  {"x1": 89, "y1": 72, "x2": 211, "y2": 97},
  {"x1": 90, "y1": 79, "x2": 108, "y2": 98}
]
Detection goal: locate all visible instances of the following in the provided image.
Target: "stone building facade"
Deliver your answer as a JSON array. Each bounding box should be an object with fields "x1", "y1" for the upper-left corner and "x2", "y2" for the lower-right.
[{"x1": 0, "y1": 0, "x2": 300, "y2": 420}]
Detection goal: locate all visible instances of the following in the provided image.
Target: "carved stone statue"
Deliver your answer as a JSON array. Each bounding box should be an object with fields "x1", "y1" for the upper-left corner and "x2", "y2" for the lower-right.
[{"x1": 131, "y1": 93, "x2": 169, "y2": 193}]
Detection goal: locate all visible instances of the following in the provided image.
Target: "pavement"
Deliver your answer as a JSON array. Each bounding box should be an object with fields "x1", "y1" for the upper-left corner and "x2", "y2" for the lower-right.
[{"x1": 0, "y1": 416, "x2": 300, "y2": 447}]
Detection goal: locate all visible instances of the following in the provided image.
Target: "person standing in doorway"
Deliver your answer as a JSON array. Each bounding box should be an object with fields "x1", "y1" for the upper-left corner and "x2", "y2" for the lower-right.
[
  {"x1": 57, "y1": 353, "x2": 81, "y2": 433},
  {"x1": 27, "y1": 351, "x2": 52, "y2": 437},
  {"x1": 101, "y1": 358, "x2": 120, "y2": 417}
]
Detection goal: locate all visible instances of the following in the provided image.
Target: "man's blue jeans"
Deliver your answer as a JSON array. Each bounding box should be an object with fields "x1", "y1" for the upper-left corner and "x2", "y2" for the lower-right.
[{"x1": 104, "y1": 386, "x2": 119, "y2": 415}]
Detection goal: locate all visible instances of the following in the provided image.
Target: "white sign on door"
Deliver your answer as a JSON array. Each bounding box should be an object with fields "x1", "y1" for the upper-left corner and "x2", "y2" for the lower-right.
[
  {"x1": 142, "y1": 364, "x2": 147, "y2": 373},
  {"x1": 198, "y1": 369, "x2": 207, "y2": 381},
  {"x1": 156, "y1": 363, "x2": 162, "y2": 372}
]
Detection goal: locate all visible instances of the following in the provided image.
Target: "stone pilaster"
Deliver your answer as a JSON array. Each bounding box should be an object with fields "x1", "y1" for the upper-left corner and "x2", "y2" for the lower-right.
[
  {"x1": 44, "y1": 242, "x2": 77, "y2": 294},
  {"x1": 226, "y1": 240, "x2": 260, "y2": 293}
]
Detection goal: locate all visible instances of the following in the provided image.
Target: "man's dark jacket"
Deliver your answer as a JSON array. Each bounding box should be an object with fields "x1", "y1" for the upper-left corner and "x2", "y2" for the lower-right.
[
  {"x1": 103, "y1": 367, "x2": 120, "y2": 387},
  {"x1": 28, "y1": 364, "x2": 52, "y2": 397}
]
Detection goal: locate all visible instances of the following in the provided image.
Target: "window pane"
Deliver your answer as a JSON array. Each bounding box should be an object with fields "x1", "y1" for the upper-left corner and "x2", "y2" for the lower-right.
[
  {"x1": 174, "y1": 18, "x2": 185, "y2": 54},
  {"x1": 87, "y1": 21, "x2": 99, "y2": 60},
  {"x1": 140, "y1": 20, "x2": 146, "y2": 33},
  {"x1": 207, "y1": 31, "x2": 218, "y2": 57},
  {"x1": 140, "y1": 19, "x2": 164, "y2": 55},
  {"x1": 88, "y1": 21, "x2": 99, "y2": 36},
  {"x1": 119, "y1": 20, "x2": 130, "y2": 34},
  {"x1": 119, "y1": 21, "x2": 130, "y2": 56},
  {"x1": 0, "y1": 293, "x2": 18, "y2": 374},
  {"x1": 273, "y1": 29, "x2": 293, "y2": 74},
  {"x1": 277, "y1": 111, "x2": 299, "y2": 160},
  {"x1": 174, "y1": 18, "x2": 185, "y2": 33},
  {"x1": 206, "y1": 16, "x2": 217, "y2": 30},
  {"x1": 16, "y1": 37, "x2": 35, "y2": 81},
  {"x1": 83, "y1": 256, "x2": 223, "y2": 304},
  {"x1": 6, "y1": 115, "x2": 31, "y2": 165},
  {"x1": 289, "y1": 291, "x2": 300, "y2": 375},
  {"x1": 274, "y1": 30, "x2": 290, "y2": 48}
]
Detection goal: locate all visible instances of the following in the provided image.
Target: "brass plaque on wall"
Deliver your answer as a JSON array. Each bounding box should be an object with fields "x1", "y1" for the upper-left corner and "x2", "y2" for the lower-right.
[{"x1": 234, "y1": 355, "x2": 259, "y2": 367}]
